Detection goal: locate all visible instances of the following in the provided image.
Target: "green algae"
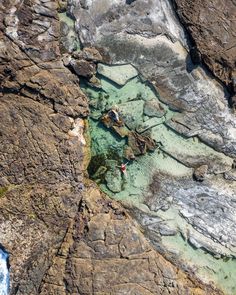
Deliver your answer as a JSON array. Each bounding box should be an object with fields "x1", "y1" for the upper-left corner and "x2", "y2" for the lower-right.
[
  {"x1": 82, "y1": 67, "x2": 236, "y2": 295},
  {"x1": 0, "y1": 187, "x2": 8, "y2": 198}
]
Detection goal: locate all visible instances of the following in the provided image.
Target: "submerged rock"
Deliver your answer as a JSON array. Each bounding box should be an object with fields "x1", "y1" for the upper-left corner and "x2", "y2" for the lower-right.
[
  {"x1": 97, "y1": 63, "x2": 138, "y2": 86},
  {"x1": 144, "y1": 99, "x2": 166, "y2": 118},
  {"x1": 117, "y1": 100, "x2": 144, "y2": 130},
  {"x1": 105, "y1": 160, "x2": 122, "y2": 193}
]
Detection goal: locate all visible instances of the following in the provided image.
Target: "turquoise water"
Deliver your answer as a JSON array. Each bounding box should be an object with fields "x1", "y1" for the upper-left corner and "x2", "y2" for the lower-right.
[
  {"x1": 0, "y1": 248, "x2": 9, "y2": 295},
  {"x1": 82, "y1": 68, "x2": 236, "y2": 295}
]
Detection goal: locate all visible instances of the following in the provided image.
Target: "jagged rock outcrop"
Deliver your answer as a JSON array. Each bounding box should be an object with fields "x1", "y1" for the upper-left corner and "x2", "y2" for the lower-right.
[{"x1": 0, "y1": 0, "x2": 223, "y2": 294}]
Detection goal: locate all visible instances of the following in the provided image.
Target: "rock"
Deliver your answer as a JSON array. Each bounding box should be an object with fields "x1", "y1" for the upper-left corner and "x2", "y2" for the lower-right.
[
  {"x1": 100, "y1": 108, "x2": 130, "y2": 138},
  {"x1": 193, "y1": 165, "x2": 208, "y2": 182},
  {"x1": 73, "y1": 0, "x2": 236, "y2": 158},
  {"x1": 40, "y1": 186, "x2": 222, "y2": 295},
  {"x1": 88, "y1": 75, "x2": 101, "y2": 88},
  {"x1": 112, "y1": 125, "x2": 129, "y2": 138},
  {"x1": 136, "y1": 117, "x2": 165, "y2": 133},
  {"x1": 91, "y1": 166, "x2": 107, "y2": 181},
  {"x1": 144, "y1": 99, "x2": 166, "y2": 118},
  {"x1": 70, "y1": 59, "x2": 96, "y2": 78},
  {"x1": 124, "y1": 145, "x2": 136, "y2": 161},
  {"x1": 117, "y1": 100, "x2": 144, "y2": 130},
  {"x1": 174, "y1": 0, "x2": 236, "y2": 96},
  {"x1": 128, "y1": 131, "x2": 156, "y2": 156},
  {"x1": 97, "y1": 63, "x2": 138, "y2": 86},
  {"x1": 105, "y1": 161, "x2": 122, "y2": 193},
  {"x1": 73, "y1": 47, "x2": 103, "y2": 62},
  {"x1": 224, "y1": 171, "x2": 236, "y2": 181}
]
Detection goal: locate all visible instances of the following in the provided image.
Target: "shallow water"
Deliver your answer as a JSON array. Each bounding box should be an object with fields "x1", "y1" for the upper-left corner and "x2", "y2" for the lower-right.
[
  {"x1": 82, "y1": 66, "x2": 236, "y2": 294},
  {"x1": 0, "y1": 248, "x2": 9, "y2": 295}
]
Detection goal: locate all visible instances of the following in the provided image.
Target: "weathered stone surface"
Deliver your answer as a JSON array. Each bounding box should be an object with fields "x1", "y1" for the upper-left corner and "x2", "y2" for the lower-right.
[
  {"x1": 193, "y1": 165, "x2": 208, "y2": 182},
  {"x1": 39, "y1": 184, "x2": 222, "y2": 295}
]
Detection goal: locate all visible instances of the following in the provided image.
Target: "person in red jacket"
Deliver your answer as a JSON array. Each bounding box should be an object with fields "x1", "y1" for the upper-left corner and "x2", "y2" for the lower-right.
[{"x1": 118, "y1": 162, "x2": 128, "y2": 176}]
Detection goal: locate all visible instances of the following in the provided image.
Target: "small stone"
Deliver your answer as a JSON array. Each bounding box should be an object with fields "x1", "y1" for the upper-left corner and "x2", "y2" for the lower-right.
[
  {"x1": 112, "y1": 125, "x2": 129, "y2": 138},
  {"x1": 88, "y1": 75, "x2": 101, "y2": 88},
  {"x1": 73, "y1": 47, "x2": 103, "y2": 62},
  {"x1": 193, "y1": 165, "x2": 208, "y2": 182}
]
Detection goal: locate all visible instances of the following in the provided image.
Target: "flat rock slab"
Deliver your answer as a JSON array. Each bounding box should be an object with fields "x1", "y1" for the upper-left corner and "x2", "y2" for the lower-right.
[
  {"x1": 117, "y1": 100, "x2": 144, "y2": 130},
  {"x1": 97, "y1": 63, "x2": 138, "y2": 86}
]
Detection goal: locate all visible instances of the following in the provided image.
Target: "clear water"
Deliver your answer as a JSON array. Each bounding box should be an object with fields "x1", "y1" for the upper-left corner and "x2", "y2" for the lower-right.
[
  {"x1": 0, "y1": 249, "x2": 9, "y2": 295},
  {"x1": 82, "y1": 68, "x2": 236, "y2": 295}
]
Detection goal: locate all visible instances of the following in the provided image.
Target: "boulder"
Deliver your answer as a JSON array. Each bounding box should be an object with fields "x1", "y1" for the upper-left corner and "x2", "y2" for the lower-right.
[{"x1": 70, "y1": 59, "x2": 96, "y2": 78}]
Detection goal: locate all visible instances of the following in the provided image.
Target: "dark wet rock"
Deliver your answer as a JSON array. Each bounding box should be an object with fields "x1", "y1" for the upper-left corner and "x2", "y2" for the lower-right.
[
  {"x1": 144, "y1": 99, "x2": 166, "y2": 118},
  {"x1": 70, "y1": 59, "x2": 96, "y2": 78},
  {"x1": 128, "y1": 131, "x2": 156, "y2": 156},
  {"x1": 193, "y1": 165, "x2": 208, "y2": 182}
]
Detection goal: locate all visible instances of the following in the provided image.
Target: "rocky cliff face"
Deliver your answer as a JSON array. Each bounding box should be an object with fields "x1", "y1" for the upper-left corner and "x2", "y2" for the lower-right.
[
  {"x1": 0, "y1": 0, "x2": 234, "y2": 294},
  {"x1": 173, "y1": 0, "x2": 236, "y2": 104}
]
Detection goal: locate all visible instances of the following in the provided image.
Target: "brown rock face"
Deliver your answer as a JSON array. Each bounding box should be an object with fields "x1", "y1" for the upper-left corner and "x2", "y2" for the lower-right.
[
  {"x1": 174, "y1": 0, "x2": 236, "y2": 97},
  {"x1": 39, "y1": 184, "x2": 221, "y2": 295}
]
